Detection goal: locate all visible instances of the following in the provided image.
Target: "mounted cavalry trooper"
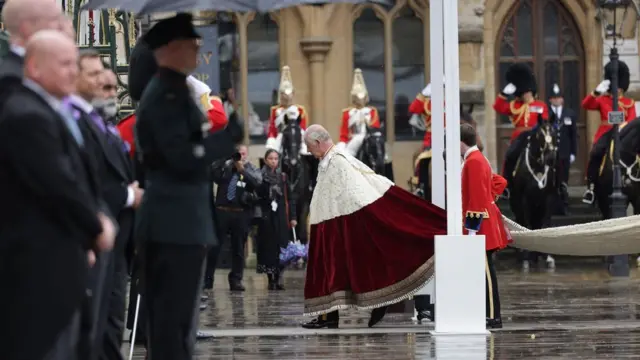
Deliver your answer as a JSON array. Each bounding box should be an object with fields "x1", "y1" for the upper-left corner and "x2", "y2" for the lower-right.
[
  {"x1": 408, "y1": 79, "x2": 444, "y2": 150},
  {"x1": 266, "y1": 65, "x2": 309, "y2": 153},
  {"x1": 336, "y1": 68, "x2": 381, "y2": 156},
  {"x1": 581, "y1": 60, "x2": 636, "y2": 204},
  {"x1": 493, "y1": 63, "x2": 549, "y2": 195},
  {"x1": 548, "y1": 83, "x2": 577, "y2": 214}
]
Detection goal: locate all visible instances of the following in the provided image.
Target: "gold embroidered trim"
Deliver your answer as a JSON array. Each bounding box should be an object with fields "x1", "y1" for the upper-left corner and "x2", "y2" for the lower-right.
[
  {"x1": 424, "y1": 98, "x2": 431, "y2": 116},
  {"x1": 509, "y1": 100, "x2": 530, "y2": 127},
  {"x1": 466, "y1": 209, "x2": 489, "y2": 219},
  {"x1": 303, "y1": 258, "x2": 434, "y2": 316}
]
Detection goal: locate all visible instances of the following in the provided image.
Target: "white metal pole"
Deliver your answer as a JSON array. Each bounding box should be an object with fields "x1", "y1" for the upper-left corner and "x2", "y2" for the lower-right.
[
  {"x1": 430, "y1": 0, "x2": 445, "y2": 210},
  {"x1": 432, "y1": 0, "x2": 487, "y2": 335},
  {"x1": 443, "y1": 0, "x2": 462, "y2": 235}
]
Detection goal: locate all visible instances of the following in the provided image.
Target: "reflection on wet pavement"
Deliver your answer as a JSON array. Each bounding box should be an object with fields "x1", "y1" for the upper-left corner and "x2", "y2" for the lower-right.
[{"x1": 126, "y1": 261, "x2": 640, "y2": 359}]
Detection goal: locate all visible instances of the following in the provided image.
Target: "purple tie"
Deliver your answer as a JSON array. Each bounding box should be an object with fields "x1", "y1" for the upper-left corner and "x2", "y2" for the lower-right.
[{"x1": 89, "y1": 110, "x2": 107, "y2": 133}]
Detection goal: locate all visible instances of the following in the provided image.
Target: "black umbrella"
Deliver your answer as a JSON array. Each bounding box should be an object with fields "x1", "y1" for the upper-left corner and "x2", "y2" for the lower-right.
[{"x1": 82, "y1": 0, "x2": 391, "y2": 14}]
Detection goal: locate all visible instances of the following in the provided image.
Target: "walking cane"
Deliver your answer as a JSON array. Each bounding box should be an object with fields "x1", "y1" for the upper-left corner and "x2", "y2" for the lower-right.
[{"x1": 128, "y1": 294, "x2": 142, "y2": 360}]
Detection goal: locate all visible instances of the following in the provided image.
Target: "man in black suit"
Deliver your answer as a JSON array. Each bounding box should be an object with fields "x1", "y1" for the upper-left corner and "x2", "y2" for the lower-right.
[
  {"x1": 0, "y1": 30, "x2": 116, "y2": 360},
  {"x1": 548, "y1": 83, "x2": 578, "y2": 215},
  {"x1": 135, "y1": 14, "x2": 243, "y2": 359},
  {"x1": 68, "y1": 50, "x2": 142, "y2": 360},
  {"x1": 207, "y1": 144, "x2": 262, "y2": 291},
  {"x1": 0, "y1": 0, "x2": 62, "y2": 81}
]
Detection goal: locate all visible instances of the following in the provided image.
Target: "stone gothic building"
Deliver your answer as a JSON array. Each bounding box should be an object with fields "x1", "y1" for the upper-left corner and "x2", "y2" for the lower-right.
[{"x1": 2, "y1": 0, "x2": 640, "y2": 187}]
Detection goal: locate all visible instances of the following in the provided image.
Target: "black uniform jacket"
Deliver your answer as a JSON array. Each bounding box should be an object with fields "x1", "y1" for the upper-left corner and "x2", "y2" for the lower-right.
[{"x1": 135, "y1": 67, "x2": 242, "y2": 246}]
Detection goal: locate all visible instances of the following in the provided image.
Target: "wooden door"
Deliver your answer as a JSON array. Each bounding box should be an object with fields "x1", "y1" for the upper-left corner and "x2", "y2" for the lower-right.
[{"x1": 495, "y1": 0, "x2": 587, "y2": 185}]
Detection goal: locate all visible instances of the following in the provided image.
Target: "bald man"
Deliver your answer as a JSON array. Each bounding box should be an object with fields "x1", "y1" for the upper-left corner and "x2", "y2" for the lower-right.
[
  {"x1": 301, "y1": 125, "x2": 446, "y2": 329},
  {"x1": 0, "y1": 30, "x2": 115, "y2": 360},
  {"x1": 0, "y1": 0, "x2": 63, "y2": 80}
]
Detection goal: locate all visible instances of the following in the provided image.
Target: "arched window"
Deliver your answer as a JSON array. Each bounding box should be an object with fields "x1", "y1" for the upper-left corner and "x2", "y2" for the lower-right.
[
  {"x1": 392, "y1": 6, "x2": 425, "y2": 141},
  {"x1": 247, "y1": 14, "x2": 279, "y2": 143},
  {"x1": 496, "y1": 0, "x2": 585, "y2": 181},
  {"x1": 353, "y1": 8, "x2": 386, "y2": 126}
]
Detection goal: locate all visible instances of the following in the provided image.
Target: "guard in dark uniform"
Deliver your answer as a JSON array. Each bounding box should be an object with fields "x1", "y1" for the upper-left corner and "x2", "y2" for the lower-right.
[
  {"x1": 135, "y1": 14, "x2": 242, "y2": 360},
  {"x1": 548, "y1": 83, "x2": 577, "y2": 215}
]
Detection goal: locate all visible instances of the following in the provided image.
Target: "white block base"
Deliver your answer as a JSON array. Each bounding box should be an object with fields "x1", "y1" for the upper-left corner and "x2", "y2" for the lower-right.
[
  {"x1": 431, "y1": 334, "x2": 489, "y2": 359},
  {"x1": 433, "y1": 234, "x2": 487, "y2": 334}
]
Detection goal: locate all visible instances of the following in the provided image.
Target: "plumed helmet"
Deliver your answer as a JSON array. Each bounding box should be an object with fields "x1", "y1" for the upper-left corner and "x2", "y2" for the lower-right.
[
  {"x1": 505, "y1": 63, "x2": 537, "y2": 97},
  {"x1": 128, "y1": 39, "x2": 158, "y2": 102},
  {"x1": 604, "y1": 60, "x2": 630, "y2": 93}
]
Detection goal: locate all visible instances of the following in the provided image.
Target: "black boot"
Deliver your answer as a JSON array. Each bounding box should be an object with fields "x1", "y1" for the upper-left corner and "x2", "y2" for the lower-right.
[
  {"x1": 274, "y1": 272, "x2": 285, "y2": 290},
  {"x1": 301, "y1": 311, "x2": 339, "y2": 329},
  {"x1": 267, "y1": 274, "x2": 276, "y2": 290},
  {"x1": 582, "y1": 183, "x2": 595, "y2": 205},
  {"x1": 368, "y1": 306, "x2": 388, "y2": 328},
  {"x1": 414, "y1": 295, "x2": 434, "y2": 323},
  {"x1": 486, "y1": 317, "x2": 503, "y2": 329}
]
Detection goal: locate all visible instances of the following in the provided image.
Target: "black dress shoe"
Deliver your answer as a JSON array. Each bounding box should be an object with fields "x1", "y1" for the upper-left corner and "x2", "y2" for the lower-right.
[
  {"x1": 301, "y1": 317, "x2": 339, "y2": 329},
  {"x1": 275, "y1": 284, "x2": 285, "y2": 291},
  {"x1": 416, "y1": 304, "x2": 434, "y2": 323},
  {"x1": 199, "y1": 303, "x2": 208, "y2": 311},
  {"x1": 230, "y1": 283, "x2": 245, "y2": 291},
  {"x1": 486, "y1": 318, "x2": 503, "y2": 329},
  {"x1": 368, "y1": 306, "x2": 388, "y2": 328},
  {"x1": 201, "y1": 294, "x2": 209, "y2": 302}
]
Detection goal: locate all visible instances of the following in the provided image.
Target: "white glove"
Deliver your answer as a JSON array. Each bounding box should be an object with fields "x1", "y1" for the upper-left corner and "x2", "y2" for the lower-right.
[
  {"x1": 595, "y1": 80, "x2": 610, "y2": 94},
  {"x1": 286, "y1": 105, "x2": 299, "y2": 120},
  {"x1": 265, "y1": 133, "x2": 283, "y2": 151},
  {"x1": 409, "y1": 114, "x2": 426, "y2": 131},
  {"x1": 502, "y1": 83, "x2": 516, "y2": 95},
  {"x1": 570, "y1": 154, "x2": 575, "y2": 164},
  {"x1": 421, "y1": 84, "x2": 432, "y2": 97}
]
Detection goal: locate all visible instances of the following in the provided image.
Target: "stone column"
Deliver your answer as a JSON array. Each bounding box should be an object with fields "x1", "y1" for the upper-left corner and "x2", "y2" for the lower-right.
[{"x1": 300, "y1": 37, "x2": 332, "y2": 128}]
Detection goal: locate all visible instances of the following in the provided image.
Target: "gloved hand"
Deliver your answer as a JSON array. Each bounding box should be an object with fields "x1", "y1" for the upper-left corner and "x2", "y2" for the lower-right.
[
  {"x1": 502, "y1": 83, "x2": 516, "y2": 96},
  {"x1": 595, "y1": 80, "x2": 610, "y2": 95},
  {"x1": 570, "y1": 154, "x2": 575, "y2": 164},
  {"x1": 421, "y1": 84, "x2": 432, "y2": 97},
  {"x1": 286, "y1": 105, "x2": 299, "y2": 120}
]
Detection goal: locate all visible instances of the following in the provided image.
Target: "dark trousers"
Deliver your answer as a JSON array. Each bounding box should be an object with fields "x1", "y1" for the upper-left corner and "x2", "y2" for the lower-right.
[
  {"x1": 557, "y1": 157, "x2": 571, "y2": 212},
  {"x1": 44, "y1": 311, "x2": 81, "y2": 360},
  {"x1": 78, "y1": 251, "x2": 112, "y2": 359},
  {"x1": 587, "y1": 131, "x2": 612, "y2": 184},
  {"x1": 485, "y1": 250, "x2": 501, "y2": 320},
  {"x1": 144, "y1": 243, "x2": 206, "y2": 360},
  {"x1": 502, "y1": 131, "x2": 531, "y2": 183},
  {"x1": 204, "y1": 209, "x2": 249, "y2": 288},
  {"x1": 97, "y1": 251, "x2": 127, "y2": 360}
]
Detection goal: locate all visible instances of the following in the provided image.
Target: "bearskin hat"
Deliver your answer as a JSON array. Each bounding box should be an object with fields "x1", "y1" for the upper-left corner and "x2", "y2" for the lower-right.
[
  {"x1": 128, "y1": 39, "x2": 158, "y2": 102},
  {"x1": 505, "y1": 63, "x2": 537, "y2": 97},
  {"x1": 604, "y1": 60, "x2": 630, "y2": 93}
]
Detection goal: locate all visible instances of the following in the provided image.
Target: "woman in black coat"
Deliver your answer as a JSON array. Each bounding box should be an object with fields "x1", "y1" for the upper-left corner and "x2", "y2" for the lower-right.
[{"x1": 256, "y1": 149, "x2": 297, "y2": 290}]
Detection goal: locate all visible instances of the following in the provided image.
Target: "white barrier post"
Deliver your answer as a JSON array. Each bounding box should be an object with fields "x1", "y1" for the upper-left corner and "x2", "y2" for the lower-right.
[{"x1": 430, "y1": 0, "x2": 488, "y2": 336}]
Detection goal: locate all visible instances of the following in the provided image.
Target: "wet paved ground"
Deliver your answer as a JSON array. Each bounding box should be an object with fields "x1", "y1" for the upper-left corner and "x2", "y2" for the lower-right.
[{"x1": 126, "y1": 259, "x2": 640, "y2": 359}]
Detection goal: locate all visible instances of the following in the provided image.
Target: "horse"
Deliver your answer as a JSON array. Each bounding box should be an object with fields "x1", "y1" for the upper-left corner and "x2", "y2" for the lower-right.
[
  {"x1": 508, "y1": 121, "x2": 560, "y2": 269},
  {"x1": 357, "y1": 126, "x2": 387, "y2": 176},
  {"x1": 278, "y1": 116, "x2": 316, "y2": 245},
  {"x1": 593, "y1": 118, "x2": 640, "y2": 219},
  {"x1": 410, "y1": 104, "x2": 480, "y2": 199}
]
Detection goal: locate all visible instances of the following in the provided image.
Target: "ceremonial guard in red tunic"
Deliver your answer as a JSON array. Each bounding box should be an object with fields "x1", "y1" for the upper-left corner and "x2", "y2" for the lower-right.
[
  {"x1": 581, "y1": 60, "x2": 636, "y2": 204},
  {"x1": 460, "y1": 124, "x2": 507, "y2": 329},
  {"x1": 493, "y1": 64, "x2": 549, "y2": 190},
  {"x1": 336, "y1": 68, "x2": 381, "y2": 156},
  {"x1": 266, "y1": 66, "x2": 308, "y2": 152},
  {"x1": 408, "y1": 83, "x2": 440, "y2": 150}
]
